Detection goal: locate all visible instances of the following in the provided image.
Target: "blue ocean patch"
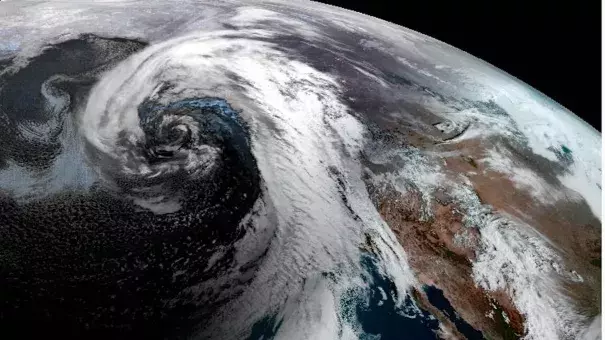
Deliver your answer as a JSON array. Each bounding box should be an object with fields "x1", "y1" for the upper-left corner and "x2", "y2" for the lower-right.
[
  {"x1": 340, "y1": 254, "x2": 440, "y2": 339},
  {"x1": 423, "y1": 285, "x2": 484, "y2": 339},
  {"x1": 247, "y1": 312, "x2": 283, "y2": 340}
]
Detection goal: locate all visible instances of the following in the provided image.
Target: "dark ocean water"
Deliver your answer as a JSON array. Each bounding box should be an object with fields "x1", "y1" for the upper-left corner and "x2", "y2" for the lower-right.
[
  {"x1": 350, "y1": 254, "x2": 440, "y2": 339},
  {"x1": 423, "y1": 285, "x2": 484, "y2": 339},
  {"x1": 246, "y1": 253, "x2": 488, "y2": 339},
  {"x1": 0, "y1": 32, "x2": 490, "y2": 340}
]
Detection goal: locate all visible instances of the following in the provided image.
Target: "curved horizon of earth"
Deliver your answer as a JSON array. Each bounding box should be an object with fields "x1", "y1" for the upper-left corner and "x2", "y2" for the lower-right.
[{"x1": 0, "y1": 1, "x2": 600, "y2": 339}]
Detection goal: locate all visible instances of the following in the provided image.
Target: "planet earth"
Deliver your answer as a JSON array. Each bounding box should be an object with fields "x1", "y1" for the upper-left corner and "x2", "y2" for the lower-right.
[{"x1": 0, "y1": 1, "x2": 601, "y2": 339}]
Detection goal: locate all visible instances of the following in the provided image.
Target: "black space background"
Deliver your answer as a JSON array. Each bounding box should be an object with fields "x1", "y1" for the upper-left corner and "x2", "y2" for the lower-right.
[{"x1": 317, "y1": 1, "x2": 602, "y2": 131}]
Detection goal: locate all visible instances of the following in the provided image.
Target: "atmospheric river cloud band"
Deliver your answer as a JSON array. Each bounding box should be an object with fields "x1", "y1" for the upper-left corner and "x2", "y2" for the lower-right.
[{"x1": 0, "y1": 1, "x2": 600, "y2": 339}]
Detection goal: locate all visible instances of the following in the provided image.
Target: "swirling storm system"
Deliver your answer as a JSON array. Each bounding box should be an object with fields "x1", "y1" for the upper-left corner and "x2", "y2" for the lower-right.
[{"x1": 0, "y1": 1, "x2": 601, "y2": 340}]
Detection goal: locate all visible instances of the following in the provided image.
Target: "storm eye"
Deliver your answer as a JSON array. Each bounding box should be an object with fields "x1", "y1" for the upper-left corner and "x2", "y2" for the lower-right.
[
  {"x1": 144, "y1": 120, "x2": 193, "y2": 163},
  {"x1": 164, "y1": 124, "x2": 191, "y2": 145}
]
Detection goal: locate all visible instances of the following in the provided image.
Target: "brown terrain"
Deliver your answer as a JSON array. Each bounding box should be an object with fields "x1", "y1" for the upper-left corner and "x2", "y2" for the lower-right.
[
  {"x1": 373, "y1": 185, "x2": 525, "y2": 339},
  {"x1": 365, "y1": 108, "x2": 601, "y2": 339}
]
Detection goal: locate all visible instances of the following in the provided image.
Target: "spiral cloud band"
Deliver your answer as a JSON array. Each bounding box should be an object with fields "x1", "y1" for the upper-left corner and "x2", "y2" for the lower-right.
[{"x1": 0, "y1": 1, "x2": 600, "y2": 340}]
